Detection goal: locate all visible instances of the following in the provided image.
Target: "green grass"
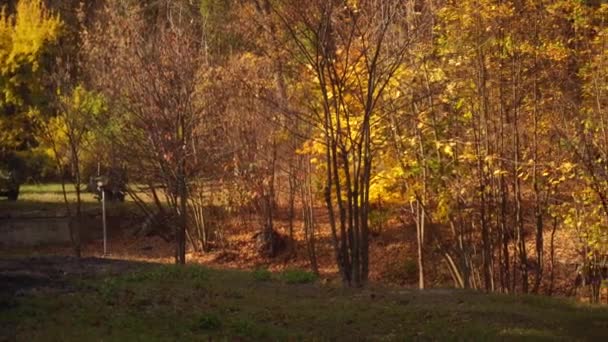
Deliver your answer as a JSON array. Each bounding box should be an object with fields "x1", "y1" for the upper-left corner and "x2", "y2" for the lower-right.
[
  {"x1": 0, "y1": 182, "x2": 235, "y2": 215},
  {"x1": 252, "y1": 268, "x2": 272, "y2": 282},
  {"x1": 279, "y1": 268, "x2": 318, "y2": 284},
  {"x1": 0, "y1": 183, "x2": 138, "y2": 215},
  {"x1": 2, "y1": 264, "x2": 608, "y2": 341}
]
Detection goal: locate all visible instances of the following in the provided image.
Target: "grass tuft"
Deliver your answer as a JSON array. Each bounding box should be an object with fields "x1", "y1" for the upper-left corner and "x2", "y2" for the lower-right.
[
  {"x1": 196, "y1": 313, "x2": 222, "y2": 331},
  {"x1": 252, "y1": 268, "x2": 272, "y2": 282},
  {"x1": 124, "y1": 264, "x2": 208, "y2": 282},
  {"x1": 280, "y1": 268, "x2": 317, "y2": 284}
]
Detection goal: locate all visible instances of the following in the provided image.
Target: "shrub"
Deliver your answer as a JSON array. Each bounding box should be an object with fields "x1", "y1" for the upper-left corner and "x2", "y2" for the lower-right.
[
  {"x1": 403, "y1": 258, "x2": 418, "y2": 280},
  {"x1": 15, "y1": 150, "x2": 57, "y2": 182},
  {"x1": 125, "y1": 265, "x2": 208, "y2": 283},
  {"x1": 232, "y1": 318, "x2": 270, "y2": 339},
  {"x1": 369, "y1": 206, "x2": 392, "y2": 234},
  {"x1": 280, "y1": 268, "x2": 317, "y2": 284},
  {"x1": 253, "y1": 268, "x2": 272, "y2": 282},
  {"x1": 233, "y1": 318, "x2": 255, "y2": 336},
  {"x1": 197, "y1": 313, "x2": 222, "y2": 331}
]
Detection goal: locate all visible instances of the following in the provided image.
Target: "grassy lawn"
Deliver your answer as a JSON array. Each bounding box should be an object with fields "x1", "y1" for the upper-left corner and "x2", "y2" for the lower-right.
[
  {"x1": 19, "y1": 183, "x2": 98, "y2": 204},
  {"x1": 0, "y1": 182, "x2": 237, "y2": 216},
  {"x1": 0, "y1": 183, "x2": 138, "y2": 215},
  {"x1": 2, "y1": 262, "x2": 607, "y2": 341}
]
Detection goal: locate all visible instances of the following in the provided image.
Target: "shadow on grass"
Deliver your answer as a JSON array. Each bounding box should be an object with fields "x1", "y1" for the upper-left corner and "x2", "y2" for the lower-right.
[{"x1": 2, "y1": 259, "x2": 607, "y2": 341}]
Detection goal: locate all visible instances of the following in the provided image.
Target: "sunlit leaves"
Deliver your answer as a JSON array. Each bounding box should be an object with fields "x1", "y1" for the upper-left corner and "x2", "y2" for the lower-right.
[
  {"x1": 0, "y1": 0, "x2": 61, "y2": 106},
  {"x1": 39, "y1": 85, "x2": 106, "y2": 166},
  {"x1": 0, "y1": 0, "x2": 61, "y2": 151}
]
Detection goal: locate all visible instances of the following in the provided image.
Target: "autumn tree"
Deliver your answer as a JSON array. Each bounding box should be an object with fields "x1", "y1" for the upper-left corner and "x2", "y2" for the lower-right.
[
  {"x1": 555, "y1": 1, "x2": 608, "y2": 302},
  {"x1": 83, "y1": 0, "x2": 208, "y2": 264},
  {"x1": 37, "y1": 80, "x2": 106, "y2": 258},
  {"x1": 269, "y1": 0, "x2": 412, "y2": 286},
  {"x1": 0, "y1": 0, "x2": 61, "y2": 154}
]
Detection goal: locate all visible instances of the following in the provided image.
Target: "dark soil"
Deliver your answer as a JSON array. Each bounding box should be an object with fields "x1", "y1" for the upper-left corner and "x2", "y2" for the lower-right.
[{"x1": 0, "y1": 257, "x2": 149, "y2": 298}]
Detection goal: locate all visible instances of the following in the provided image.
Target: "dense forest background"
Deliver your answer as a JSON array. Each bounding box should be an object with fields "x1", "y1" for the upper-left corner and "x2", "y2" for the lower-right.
[{"x1": 2, "y1": 0, "x2": 608, "y2": 300}]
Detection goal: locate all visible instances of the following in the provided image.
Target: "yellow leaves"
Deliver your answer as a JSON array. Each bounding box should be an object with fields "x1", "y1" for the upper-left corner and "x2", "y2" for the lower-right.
[
  {"x1": 463, "y1": 111, "x2": 473, "y2": 121},
  {"x1": 369, "y1": 165, "x2": 406, "y2": 205},
  {"x1": 297, "y1": 140, "x2": 322, "y2": 156},
  {"x1": 555, "y1": 187, "x2": 608, "y2": 257},
  {"x1": 47, "y1": 115, "x2": 68, "y2": 141},
  {"x1": 493, "y1": 169, "x2": 508, "y2": 177},
  {"x1": 542, "y1": 161, "x2": 577, "y2": 186},
  {"x1": 0, "y1": 9, "x2": 10, "y2": 61},
  {"x1": 434, "y1": 190, "x2": 453, "y2": 222},
  {"x1": 548, "y1": 175, "x2": 566, "y2": 187},
  {"x1": 345, "y1": 0, "x2": 359, "y2": 12},
  {"x1": 447, "y1": 57, "x2": 464, "y2": 67},
  {"x1": 517, "y1": 171, "x2": 530, "y2": 181},
  {"x1": 559, "y1": 161, "x2": 575, "y2": 173},
  {"x1": 12, "y1": 0, "x2": 61, "y2": 64},
  {"x1": 428, "y1": 68, "x2": 446, "y2": 83},
  {"x1": 33, "y1": 145, "x2": 55, "y2": 160},
  {"x1": 0, "y1": 0, "x2": 61, "y2": 117},
  {"x1": 0, "y1": 0, "x2": 61, "y2": 73},
  {"x1": 443, "y1": 144, "x2": 454, "y2": 157},
  {"x1": 541, "y1": 41, "x2": 569, "y2": 62},
  {"x1": 517, "y1": 41, "x2": 535, "y2": 56},
  {"x1": 458, "y1": 143, "x2": 477, "y2": 163},
  {"x1": 435, "y1": 140, "x2": 456, "y2": 157}
]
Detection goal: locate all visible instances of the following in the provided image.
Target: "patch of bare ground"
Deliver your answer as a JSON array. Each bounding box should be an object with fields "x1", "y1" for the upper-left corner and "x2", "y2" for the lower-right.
[
  {"x1": 0, "y1": 207, "x2": 591, "y2": 298},
  {"x1": 0, "y1": 257, "x2": 149, "y2": 297}
]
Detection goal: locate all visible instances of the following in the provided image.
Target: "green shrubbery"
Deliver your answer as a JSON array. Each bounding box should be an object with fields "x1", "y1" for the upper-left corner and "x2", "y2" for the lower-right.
[
  {"x1": 252, "y1": 268, "x2": 272, "y2": 282},
  {"x1": 280, "y1": 268, "x2": 317, "y2": 284},
  {"x1": 196, "y1": 313, "x2": 222, "y2": 331}
]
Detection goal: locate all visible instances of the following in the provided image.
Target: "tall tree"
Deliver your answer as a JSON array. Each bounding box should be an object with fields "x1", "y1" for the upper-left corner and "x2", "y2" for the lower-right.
[
  {"x1": 271, "y1": 0, "x2": 412, "y2": 286},
  {"x1": 83, "y1": 0, "x2": 206, "y2": 264},
  {"x1": 0, "y1": 0, "x2": 61, "y2": 154}
]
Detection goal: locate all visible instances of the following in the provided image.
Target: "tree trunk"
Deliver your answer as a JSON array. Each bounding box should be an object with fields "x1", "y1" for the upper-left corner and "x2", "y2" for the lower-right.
[{"x1": 70, "y1": 140, "x2": 82, "y2": 259}]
